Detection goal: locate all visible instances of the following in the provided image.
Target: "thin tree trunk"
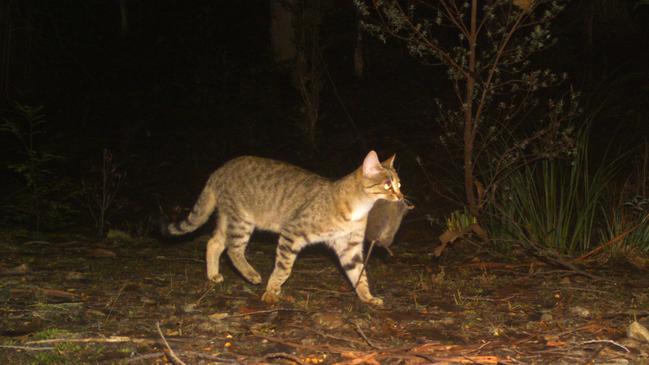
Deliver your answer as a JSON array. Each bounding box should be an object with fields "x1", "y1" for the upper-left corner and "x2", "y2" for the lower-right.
[
  {"x1": 464, "y1": 0, "x2": 479, "y2": 217},
  {"x1": 353, "y1": 10, "x2": 364, "y2": 78},
  {"x1": 270, "y1": 0, "x2": 297, "y2": 66},
  {"x1": 0, "y1": 0, "x2": 12, "y2": 98}
]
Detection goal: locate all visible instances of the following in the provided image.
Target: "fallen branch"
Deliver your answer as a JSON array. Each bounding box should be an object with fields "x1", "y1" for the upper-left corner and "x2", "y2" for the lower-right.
[
  {"x1": 291, "y1": 325, "x2": 368, "y2": 348},
  {"x1": 27, "y1": 336, "x2": 153, "y2": 345},
  {"x1": 576, "y1": 214, "x2": 649, "y2": 262},
  {"x1": 580, "y1": 339, "x2": 630, "y2": 353},
  {"x1": 226, "y1": 308, "x2": 303, "y2": 319},
  {"x1": 156, "y1": 322, "x2": 186, "y2": 365},
  {"x1": 263, "y1": 352, "x2": 304, "y2": 364},
  {"x1": 0, "y1": 344, "x2": 55, "y2": 351},
  {"x1": 353, "y1": 322, "x2": 382, "y2": 350},
  {"x1": 520, "y1": 240, "x2": 609, "y2": 282}
]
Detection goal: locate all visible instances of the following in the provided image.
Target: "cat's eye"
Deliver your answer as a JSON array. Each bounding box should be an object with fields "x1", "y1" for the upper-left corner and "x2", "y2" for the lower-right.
[{"x1": 383, "y1": 182, "x2": 391, "y2": 190}]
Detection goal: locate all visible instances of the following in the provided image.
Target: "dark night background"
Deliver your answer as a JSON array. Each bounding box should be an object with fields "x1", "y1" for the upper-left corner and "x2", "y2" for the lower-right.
[
  {"x1": 3, "y1": 3, "x2": 649, "y2": 363},
  {"x1": 1, "y1": 0, "x2": 648, "y2": 233}
]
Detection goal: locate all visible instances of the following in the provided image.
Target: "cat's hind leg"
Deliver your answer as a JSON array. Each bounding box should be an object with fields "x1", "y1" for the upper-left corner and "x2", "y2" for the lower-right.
[
  {"x1": 206, "y1": 214, "x2": 228, "y2": 283},
  {"x1": 225, "y1": 219, "x2": 261, "y2": 284}
]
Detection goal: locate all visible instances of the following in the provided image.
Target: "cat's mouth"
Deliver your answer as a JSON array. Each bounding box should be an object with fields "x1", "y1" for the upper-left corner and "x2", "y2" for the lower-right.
[{"x1": 385, "y1": 192, "x2": 404, "y2": 201}]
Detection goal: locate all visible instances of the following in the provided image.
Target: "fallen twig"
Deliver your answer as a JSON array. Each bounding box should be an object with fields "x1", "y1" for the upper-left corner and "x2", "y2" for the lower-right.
[
  {"x1": 263, "y1": 352, "x2": 304, "y2": 364},
  {"x1": 226, "y1": 308, "x2": 303, "y2": 318},
  {"x1": 521, "y1": 240, "x2": 610, "y2": 282},
  {"x1": 156, "y1": 322, "x2": 186, "y2": 365},
  {"x1": 0, "y1": 344, "x2": 55, "y2": 351},
  {"x1": 104, "y1": 282, "x2": 127, "y2": 323},
  {"x1": 290, "y1": 325, "x2": 368, "y2": 347},
  {"x1": 125, "y1": 352, "x2": 166, "y2": 363},
  {"x1": 27, "y1": 336, "x2": 154, "y2": 345},
  {"x1": 577, "y1": 214, "x2": 649, "y2": 262},
  {"x1": 251, "y1": 329, "x2": 351, "y2": 353},
  {"x1": 353, "y1": 322, "x2": 382, "y2": 350},
  {"x1": 580, "y1": 339, "x2": 630, "y2": 353},
  {"x1": 126, "y1": 351, "x2": 237, "y2": 364}
]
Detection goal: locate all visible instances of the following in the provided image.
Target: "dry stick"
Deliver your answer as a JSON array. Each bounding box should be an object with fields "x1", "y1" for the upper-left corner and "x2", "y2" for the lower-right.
[
  {"x1": 523, "y1": 239, "x2": 608, "y2": 282},
  {"x1": 290, "y1": 325, "x2": 368, "y2": 347},
  {"x1": 104, "y1": 282, "x2": 127, "y2": 324},
  {"x1": 193, "y1": 281, "x2": 218, "y2": 307},
  {"x1": 251, "y1": 330, "x2": 352, "y2": 354},
  {"x1": 126, "y1": 351, "x2": 236, "y2": 364},
  {"x1": 580, "y1": 339, "x2": 630, "y2": 353},
  {"x1": 263, "y1": 352, "x2": 304, "y2": 365},
  {"x1": 576, "y1": 213, "x2": 649, "y2": 261},
  {"x1": 353, "y1": 322, "x2": 382, "y2": 350},
  {"x1": 225, "y1": 308, "x2": 303, "y2": 319},
  {"x1": 156, "y1": 322, "x2": 187, "y2": 365},
  {"x1": 27, "y1": 336, "x2": 153, "y2": 345},
  {"x1": 0, "y1": 344, "x2": 55, "y2": 351},
  {"x1": 322, "y1": 59, "x2": 368, "y2": 152},
  {"x1": 125, "y1": 352, "x2": 166, "y2": 363}
]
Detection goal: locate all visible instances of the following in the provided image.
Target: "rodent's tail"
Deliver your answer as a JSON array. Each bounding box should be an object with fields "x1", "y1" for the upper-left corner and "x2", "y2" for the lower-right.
[{"x1": 161, "y1": 185, "x2": 217, "y2": 237}]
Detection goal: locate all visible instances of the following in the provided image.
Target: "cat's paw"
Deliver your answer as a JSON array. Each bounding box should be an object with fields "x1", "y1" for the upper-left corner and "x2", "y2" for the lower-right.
[
  {"x1": 241, "y1": 271, "x2": 261, "y2": 285},
  {"x1": 207, "y1": 273, "x2": 224, "y2": 284},
  {"x1": 243, "y1": 271, "x2": 262, "y2": 285},
  {"x1": 364, "y1": 296, "x2": 384, "y2": 307},
  {"x1": 261, "y1": 290, "x2": 280, "y2": 304}
]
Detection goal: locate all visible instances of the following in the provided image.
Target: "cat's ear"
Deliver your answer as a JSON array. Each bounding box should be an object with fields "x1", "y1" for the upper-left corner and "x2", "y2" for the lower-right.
[
  {"x1": 382, "y1": 154, "x2": 396, "y2": 169},
  {"x1": 362, "y1": 150, "x2": 383, "y2": 177}
]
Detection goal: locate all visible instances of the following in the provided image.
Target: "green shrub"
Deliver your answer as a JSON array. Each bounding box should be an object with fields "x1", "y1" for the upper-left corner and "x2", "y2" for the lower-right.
[{"x1": 486, "y1": 128, "x2": 619, "y2": 255}]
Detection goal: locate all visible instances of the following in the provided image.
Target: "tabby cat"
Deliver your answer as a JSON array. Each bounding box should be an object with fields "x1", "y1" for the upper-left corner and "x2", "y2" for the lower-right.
[{"x1": 162, "y1": 151, "x2": 403, "y2": 306}]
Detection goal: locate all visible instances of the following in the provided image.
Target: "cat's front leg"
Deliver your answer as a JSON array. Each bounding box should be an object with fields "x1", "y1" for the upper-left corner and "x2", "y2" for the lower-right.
[
  {"x1": 333, "y1": 233, "x2": 384, "y2": 307},
  {"x1": 262, "y1": 232, "x2": 306, "y2": 304}
]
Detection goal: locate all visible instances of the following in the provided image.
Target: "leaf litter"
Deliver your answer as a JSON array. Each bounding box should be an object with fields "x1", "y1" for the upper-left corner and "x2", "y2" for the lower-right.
[{"x1": 0, "y1": 226, "x2": 648, "y2": 364}]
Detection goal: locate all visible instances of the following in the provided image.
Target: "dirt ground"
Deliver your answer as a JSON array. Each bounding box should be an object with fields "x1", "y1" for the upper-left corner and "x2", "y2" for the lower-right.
[{"x1": 1, "y1": 224, "x2": 649, "y2": 365}]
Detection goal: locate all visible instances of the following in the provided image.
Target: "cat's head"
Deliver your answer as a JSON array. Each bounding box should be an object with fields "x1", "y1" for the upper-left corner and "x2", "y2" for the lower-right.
[{"x1": 361, "y1": 151, "x2": 404, "y2": 202}]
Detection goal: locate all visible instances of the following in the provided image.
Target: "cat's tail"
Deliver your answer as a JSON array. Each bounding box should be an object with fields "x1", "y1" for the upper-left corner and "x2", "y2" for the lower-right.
[{"x1": 161, "y1": 184, "x2": 218, "y2": 237}]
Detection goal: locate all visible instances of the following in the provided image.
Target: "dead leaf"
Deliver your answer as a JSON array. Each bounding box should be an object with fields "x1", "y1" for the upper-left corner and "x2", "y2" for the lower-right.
[
  {"x1": 1, "y1": 263, "x2": 30, "y2": 275},
  {"x1": 435, "y1": 229, "x2": 461, "y2": 257},
  {"x1": 410, "y1": 342, "x2": 458, "y2": 353},
  {"x1": 433, "y1": 241, "x2": 448, "y2": 257},
  {"x1": 208, "y1": 312, "x2": 229, "y2": 321},
  {"x1": 238, "y1": 306, "x2": 260, "y2": 314},
  {"x1": 87, "y1": 248, "x2": 117, "y2": 258},
  {"x1": 513, "y1": 0, "x2": 534, "y2": 12},
  {"x1": 336, "y1": 351, "x2": 378, "y2": 365},
  {"x1": 469, "y1": 223, "x2": 489, "y2": 241},
  {"x1": 546, "y1": 340, "x2": 566, "y2": 347},
  {"x1": 628, "y1": 321, "x2": 649, "y2": 343},
  {"x1": 40, "y1": 288, "x2": 79, "y2": 299}
]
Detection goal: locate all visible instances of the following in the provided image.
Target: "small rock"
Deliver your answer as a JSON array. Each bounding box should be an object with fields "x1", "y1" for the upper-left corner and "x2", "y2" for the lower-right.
[
  {"x1": 87, "y1": 248, "x2": 117, "y2": 258},
  {"x1": 569, "y1": 306, "x2": 591, "y2": 318},
  {"x1": 628, "y1": 321, "x2": 649, "y2": 343},
  {"x1": 310, "y1": 312, "x2": 345, "y2": 329},
  {"x1": 434, "y1": 317, "x2": 455, "y2": 326},
  {"x1": 208, "y1": 312, "x2": 229, "y2": 321},
  {"x1": 182, "y1": 304, "x2": 197, "y2": 313},
  {"x1": 106, "y1": 229, "x2": 134, "y2": 243},
  {"x1": 541, "y1": 313, "x2": 553, "y2": 321},
  {"x1": 559, "y1": 277, "x2": 571, "y2": 285},
  {"x1": 1, "y1": 263, "x2": 30, "y2": 275},
  {"x1": 140, "y1": 296, "x2": 156, "y2": 305},
  {"x1": 65, "y1": 272, "x2": 86, "y2": 280}
]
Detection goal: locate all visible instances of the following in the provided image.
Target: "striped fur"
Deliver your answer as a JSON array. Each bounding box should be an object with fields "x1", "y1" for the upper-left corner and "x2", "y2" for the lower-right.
[{"x1": 162, "y1": 151, "x2": 403, "y2": 306}]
